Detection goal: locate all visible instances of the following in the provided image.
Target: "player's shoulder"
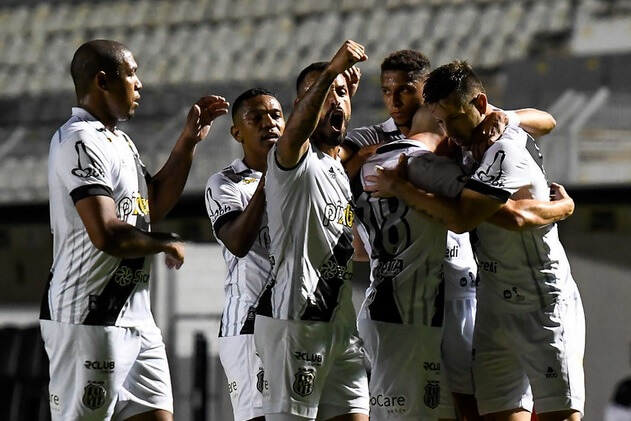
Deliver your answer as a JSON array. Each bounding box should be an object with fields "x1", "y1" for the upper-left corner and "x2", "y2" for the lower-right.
[
  {"x1": 206, "y1": 159, "x2": 252, "y2": 187},
  {"x1": 497, "y1": 125, "x2": 528, "y2": 145},
  {"x1": 484, "y1": 125, "x2": 528, "y2": 156},
  {"x1": 347, "y1": 118, "x2": 402, "y2": 145}
]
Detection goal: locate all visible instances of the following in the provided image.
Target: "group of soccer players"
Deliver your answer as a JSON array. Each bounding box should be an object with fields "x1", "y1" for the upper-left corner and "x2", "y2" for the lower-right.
[
  {"x1": 206, "y1": 40, "x2": 583, "y2": 421},
  {"x1": 42, "y1": 37, "x2": 584, "y2": 421}
]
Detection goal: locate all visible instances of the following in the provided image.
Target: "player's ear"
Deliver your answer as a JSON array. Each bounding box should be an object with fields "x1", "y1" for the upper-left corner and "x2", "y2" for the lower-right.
[
  {"x1": 230, "y1": 125, "x2": 243, "y2": 143},
  {"x1": 96, "y1": 71, "x2": 108, "y2": 91},
  {"x1": 472, "y1": 93, "x2": 487, "y2": 115}
]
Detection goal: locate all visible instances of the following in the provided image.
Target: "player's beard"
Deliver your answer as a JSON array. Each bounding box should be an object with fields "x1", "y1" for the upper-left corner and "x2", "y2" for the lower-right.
[{"x1": 312, "y1": 109, "x2": 348, "y2": 147}]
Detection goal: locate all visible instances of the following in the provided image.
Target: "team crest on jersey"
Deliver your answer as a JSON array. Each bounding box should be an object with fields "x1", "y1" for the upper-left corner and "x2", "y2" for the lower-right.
[
  {"x1": 72, "y1": 141, "x2": 105, "y2": 178},
  {"x1": 82, "y1": 381, "x2": 106, "y2": 410},
  {"x1": 475, "y1": 150, "x2": 505, "y2": 186},
  {"x1": 423, "y1": 380, "x2": 440, "y2": 409},
  {"x1": 256, "y1": 369, "x2": 266, "y2": 393},
  {"x1": 293, "y1": 367, "x2": 315, "y2": 397}
]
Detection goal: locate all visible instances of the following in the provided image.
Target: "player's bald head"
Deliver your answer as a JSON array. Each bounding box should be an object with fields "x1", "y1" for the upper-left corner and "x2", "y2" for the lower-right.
[{"x1": 70, "y1": 39, "x2": 130, "y2": 98}]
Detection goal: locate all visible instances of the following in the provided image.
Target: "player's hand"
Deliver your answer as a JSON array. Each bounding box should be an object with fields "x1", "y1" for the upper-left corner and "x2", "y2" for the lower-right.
[
  {"x1": 364, "y1": 153, "x2": 408, "y2": 198},
  {"x1": 549, "y1": 182, "x2": 575, "y2": 219},
  {"x1": 183, "y1": 95, "x2": 230, "y2": 143},
  {"x1": 328, "y1": 40, "x2": 367, "y2": 76},
  {"x1": 471, "y1": 110, "x2": 508, "y2": 161},
  {"x1": 164, "y1": 240, "x2": 185, "y2": 270},
  {"x1": 344, "y1": 65, "x2": 361, "y2": 97}
]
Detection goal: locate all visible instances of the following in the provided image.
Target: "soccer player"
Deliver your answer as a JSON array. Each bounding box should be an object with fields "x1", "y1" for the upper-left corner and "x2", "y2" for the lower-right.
[
  {"x1": 40, "y1": 39, "x2": 228, "y2": 421},
  {"x1": 204, "y1": 88, "x2": 285, "y2": 421},
  {"x1": 345, "y1": 49, "x2": 558, "y2": 421},
  {"x1": 254, "y1": 40, "x2": 370, "y2": 421},
  {"x1": 355, "y1": 108, "x2": 574, "y2": 421},
  {"x1": 372, "y1": 60, "x2": 584, "y2": 421}
]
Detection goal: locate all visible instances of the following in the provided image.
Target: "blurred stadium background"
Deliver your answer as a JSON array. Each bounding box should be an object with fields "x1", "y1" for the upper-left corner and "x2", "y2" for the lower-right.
[{"x1": 1, "y1": 0, "x2": 631, "y2": 419}]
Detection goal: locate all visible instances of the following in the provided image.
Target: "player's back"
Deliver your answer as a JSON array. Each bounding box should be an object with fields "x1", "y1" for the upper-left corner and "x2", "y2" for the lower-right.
[{"x1": 355, "y1": 140, "x2": 464, "y2": 325}]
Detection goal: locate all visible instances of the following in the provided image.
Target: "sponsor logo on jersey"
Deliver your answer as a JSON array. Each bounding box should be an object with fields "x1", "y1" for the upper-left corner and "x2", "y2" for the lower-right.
[
  {"x1": 228, "y1": 380, "x2": 238, "y2": 393},
  {"x1": 293, "y1": 367, "x2": 315, "y2": 397},
  {"x1": 475, "y1": 150, "x2": 505, "y2": 186},
  {"x1": 445, "y1": 245, "x2": 459, "y2": 258},
  {"x1": 319, "y1": 260, "x2": 352, "y2": 282},
  {"x1": 118, "y1": 192, "x2": 150, "y2": 221},
  {"x1": 208, "y1": 203, "x2": 232, "y2": 222},
  {"x1": 423, "y1": 361, "x2": 441, "y2": 372},
  {"x1": 49, "y1": 393, "x2": 61, "y2": 412},
  {"x1": 328, "y1": 167, "x2": 337, "y2": 179},
  {"x1": 294, "y1": 351, "x2": 323, "y2": 366},
  {"x1": 323, "y1": 202, "x2": 354, "y2": 228},
  {"x1": 370, "y1": 394, "x2": 407, "y2": 415},
  {"x1": 423, "y1": 380, "x2": 440, "y2": 409},
  {"x1": 84, "y1": 360, "x2": 115, "y2": 371},
  {"x1": 503, "y1": 287, "x2": 525, "y2": 302},
  {"x1": 82, "y1": 381, "x2": 106, "y2": 410},
  {"x1": 113, "y1": 266, "x2": 149, "y2": 287},
  {"x1": 479, "y1": 260, "x2": 497, "y2": 273},
  {"x1": 243, "y1": 177, "x2": 258, "y2": 185},
  {"x1": 376, "y1": 259, "x2": 403, "y2": 278},
  {"x1": 546, "y1": 366, "x2": 558, "y2": 379}
]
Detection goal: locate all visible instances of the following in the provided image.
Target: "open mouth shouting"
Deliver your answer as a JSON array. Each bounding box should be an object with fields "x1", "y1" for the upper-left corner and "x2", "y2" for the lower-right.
[{"x1": 328, "y1": 108, "x2": 345, "y2": 133}]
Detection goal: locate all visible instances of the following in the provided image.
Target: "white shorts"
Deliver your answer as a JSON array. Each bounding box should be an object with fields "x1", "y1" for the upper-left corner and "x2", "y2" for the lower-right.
[
  {"x1": 358, "y1": 318, "x2": 455, "y2": 420},
  {"x1": 254, "y1": 315, "x2": 369, "y2": 420},
  {"x1": 442, "y1": 297, "x2": 476, "y2": 395},
  {"x1": 472, "y1": 292, "x2": 585, "y2": 416},
  {"x1": 219, "y1": 334, "x2": 266, "y2": 421},
  {"x1": 40, "y1": 320, "x2": 173, "y2": 421}
]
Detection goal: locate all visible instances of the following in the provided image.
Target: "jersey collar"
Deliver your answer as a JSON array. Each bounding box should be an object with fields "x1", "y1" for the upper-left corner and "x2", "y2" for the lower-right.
[
  {"x1": 71, "y1": 107, "x2": 120, "y2": 135},
  {"x1": 231, "y1": 158, "x2": 261, "y2": 177}
]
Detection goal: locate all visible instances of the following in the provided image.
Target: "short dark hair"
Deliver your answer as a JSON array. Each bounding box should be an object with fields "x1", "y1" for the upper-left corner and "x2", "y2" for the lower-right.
[
  {"x1": 296, "y1": 61, "x2": 328, "y2": 94},
  {"x1": 71, "y1": 39, "x2": 129, "y2": 97},
  {"x1": 422, "y1": 60, "x2": 485, "y2": 106},
  {"x1": 231, "y1": 87, "x2": 278, "y2": 122},
  {"x1": 381, "y1": 50, "x2": 431, "y2": 81}
]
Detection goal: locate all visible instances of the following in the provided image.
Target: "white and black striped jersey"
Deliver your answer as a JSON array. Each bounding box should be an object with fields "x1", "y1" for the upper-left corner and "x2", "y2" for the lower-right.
[
  {"x1": 354, "y1": 140, "x2": 468, "y2": 325},
  {"x1": 263, "y1": 144, "x2": 355, "y2": 325},
  {"x1": 42, "y1": 107, "x2": 153, "y2": 327},
  {"x1": 466, "y1": 125, "x2": 578, "y2": 312},
  {"x1": 344, "y1": 117, "x2": 404, "y2": 151},
  {"x1": 205, "y1": 159, "x2": 273, "y2": 337}
]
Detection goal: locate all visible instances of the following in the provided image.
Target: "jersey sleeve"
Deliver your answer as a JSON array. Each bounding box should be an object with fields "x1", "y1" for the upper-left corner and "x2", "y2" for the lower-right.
[
  {"x1": 406, "y1": 153, "x2": 467, "y2": 199},
  {"x1": 465, "y1": 128, "x2": 530, "y2": 202},
  {"x1": 345, "y1": 125, "x2": 380, "y2": 149},
  {"x1": 56, "y1": 129, "x2": 114, "y2": 204},
  {"x1": 204, "y1": 172, "x2": 246, "y2": 235}
]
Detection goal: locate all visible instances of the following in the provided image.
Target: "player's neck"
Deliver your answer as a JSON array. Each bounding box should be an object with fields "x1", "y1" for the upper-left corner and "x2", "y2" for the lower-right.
[
  {"x1": 408, "y1": 132, "x2": 443, "y2": 152},
  {"x1": 242, "y1": 155, "x2": 266, "y2": 172},
  {"x1": 313, "y1": 139, "x2": 340, "y2": 159}
]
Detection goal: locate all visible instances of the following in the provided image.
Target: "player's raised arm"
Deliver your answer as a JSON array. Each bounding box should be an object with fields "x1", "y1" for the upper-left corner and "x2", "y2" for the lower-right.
[
  {"x1": 149, "y1": 95, "x2": 229, "y2": 222},
  {"x1": 275, "y1": 40, "x2": 366, "y2": 168}
]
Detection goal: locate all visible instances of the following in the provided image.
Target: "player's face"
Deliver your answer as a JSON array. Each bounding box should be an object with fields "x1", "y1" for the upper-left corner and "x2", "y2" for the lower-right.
[
  {"x1": 431, "y1": 92, "x2": 483, "y2": 147},
  {"x1": 233, "y1": 95, "x2": 285, "y2": 158},
  {"x1": 303, "y1": 72, "x2": 351, "y2": 147},
  {"x1": 380, "y1": 70, "x2": 424, "y2": 129},
  {"x1": 105, "y1": 51, "x2": 142, "y2": 121}
]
